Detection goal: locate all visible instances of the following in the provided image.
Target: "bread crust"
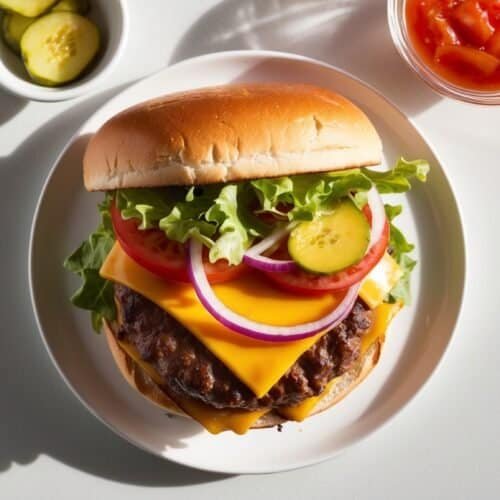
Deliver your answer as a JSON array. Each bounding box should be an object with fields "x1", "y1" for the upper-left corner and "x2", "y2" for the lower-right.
[
  {"x1": 84, "y1": 83, "x2": 382, "y2": 191},
  {"x1": 103, "y1": 320, "x2": 383, "y2": 430}
]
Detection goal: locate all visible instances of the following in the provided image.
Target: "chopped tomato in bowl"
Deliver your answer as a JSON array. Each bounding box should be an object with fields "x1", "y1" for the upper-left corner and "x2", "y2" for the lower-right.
[
  {"x1": 406, "y1": 0, "x2": 500, "y2": 90},
  {"x1": 389, "y1": 0, "x2": 500, "y2": 103}
]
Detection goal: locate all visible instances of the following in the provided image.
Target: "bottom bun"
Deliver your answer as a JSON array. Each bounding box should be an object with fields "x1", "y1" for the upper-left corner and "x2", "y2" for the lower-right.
[{"x1": 104, "y1": 320, "x2": 383, "y2": 429}]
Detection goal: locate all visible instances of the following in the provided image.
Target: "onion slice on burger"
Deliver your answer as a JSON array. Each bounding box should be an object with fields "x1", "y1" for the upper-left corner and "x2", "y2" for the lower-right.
[
  {"x1": 243, "y1": 225, "x2": 296, "y2": 272},
  {"x1": 188, "y1": 238, "x2": 360, "y2": 342}
]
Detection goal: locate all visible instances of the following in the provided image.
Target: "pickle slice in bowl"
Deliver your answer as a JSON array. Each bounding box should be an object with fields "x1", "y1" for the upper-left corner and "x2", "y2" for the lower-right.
[
  {"x1": 20, "y1": 12, "x2": 99, "y2": 86},
  {"x1": 2, "y1": 11, "x2": 34, "y2": 53},
  {"x1": 0, "y1": 0, "x2": 57, "y2": 17}
]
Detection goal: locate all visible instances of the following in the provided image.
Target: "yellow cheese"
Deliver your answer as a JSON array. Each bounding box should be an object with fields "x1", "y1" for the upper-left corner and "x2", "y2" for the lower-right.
[
  {"x1": 279, "y1": 378, "x2": 339, "y2": 422},
  {"x1": 175, "y1": 397, "x2": 268, "y2": 435},
  {"x1": 280, "y1": 302, "x2": 402, "y2": 422},
  {"x1": 101, "y1": 243, "x2": 342, "y2": 398},
  {"x1": 359, "y1": 253, "x2": 403, "y2": 309},
  {"x1": 101, "y1": 244, "x2": 402, "y2": 433},
  {"x1": 117, "y1": 302, "x2": 400, "y2": 433},
  {"x1": 361, "y1": 301, "x2": 401, "y2": 354},
  {"x1": 189, "y1": 302, "x2": 401, "y2": 431}
]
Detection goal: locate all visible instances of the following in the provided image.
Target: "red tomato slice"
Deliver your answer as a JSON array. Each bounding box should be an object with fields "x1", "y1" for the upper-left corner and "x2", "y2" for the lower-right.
[
  {"x1": 264, "y1": 210, "x2": 390, "y2": 295},
  {"x1": 110, "y1": 203, "x2": 247, "y2": 284}
]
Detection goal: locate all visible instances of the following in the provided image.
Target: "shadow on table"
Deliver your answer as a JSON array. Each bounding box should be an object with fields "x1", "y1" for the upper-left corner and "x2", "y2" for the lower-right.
[
  {"x1": 170, "y1": 0, "x2": 439, "y2": 116},
  {"x1": 0, "y1": 85, "x2": 229, "y2": 486},
  {"x1": 0, "y1": 90, "x2": 27, "y2": 126}
]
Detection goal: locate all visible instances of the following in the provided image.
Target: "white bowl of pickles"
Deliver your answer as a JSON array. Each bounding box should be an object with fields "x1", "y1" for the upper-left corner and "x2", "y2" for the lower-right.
[{"x1": 0, "y1": 0, "x2": 128, "y2": 101}]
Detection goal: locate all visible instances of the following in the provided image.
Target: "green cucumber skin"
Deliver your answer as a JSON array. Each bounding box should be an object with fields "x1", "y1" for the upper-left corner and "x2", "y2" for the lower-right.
[{"x1": 288, "y1": 202, "x2": 370, "y2": 275}]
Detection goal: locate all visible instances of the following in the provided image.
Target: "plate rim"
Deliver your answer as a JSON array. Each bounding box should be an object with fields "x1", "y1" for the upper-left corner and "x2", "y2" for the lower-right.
[{"x1": 28, "y1": 49, "x2": 467, "y2": 474}]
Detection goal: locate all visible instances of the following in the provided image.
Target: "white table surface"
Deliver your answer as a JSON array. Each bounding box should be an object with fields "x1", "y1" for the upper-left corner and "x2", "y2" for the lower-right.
[{"x1": 1, "y1": 0, "x2": 498, "y2": 498}]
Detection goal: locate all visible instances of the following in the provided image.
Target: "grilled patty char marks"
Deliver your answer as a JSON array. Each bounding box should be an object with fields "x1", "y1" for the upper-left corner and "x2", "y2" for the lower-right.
[{"x1": 115, "y1": 284, "x2": 372, "y2": 411}]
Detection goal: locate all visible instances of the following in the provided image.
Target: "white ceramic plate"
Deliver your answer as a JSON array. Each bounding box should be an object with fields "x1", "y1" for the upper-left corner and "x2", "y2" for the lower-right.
[{"x1": 29, "y1": 51, "x2": 465, "y2": 474}]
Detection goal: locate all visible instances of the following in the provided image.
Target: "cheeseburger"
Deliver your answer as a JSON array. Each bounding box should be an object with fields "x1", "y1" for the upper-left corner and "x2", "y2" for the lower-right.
[{"x1": 65, "y1": 83, "x2": 429, "y2": 434}]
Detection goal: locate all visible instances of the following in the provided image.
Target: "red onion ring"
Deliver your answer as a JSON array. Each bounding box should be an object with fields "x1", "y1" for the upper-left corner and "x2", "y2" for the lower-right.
[
  {"x1": 243, "y1": 225, "x2": 296, "y2": 272},
  {"x1": 243, "y1": 187, "x2": 386, "y2": 273},
  {"x1": 188, "y1": 238, "x2": 360, "y2": 342}
]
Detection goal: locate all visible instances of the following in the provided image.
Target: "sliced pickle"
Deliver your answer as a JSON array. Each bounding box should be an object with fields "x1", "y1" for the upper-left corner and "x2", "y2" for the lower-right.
[
  {"x1": 0, "y1": 0, "x2": 57, "y2": 17},
  {"x1": 288, "y1": 200, "x2": 370, "y2": 275},
  {"x1": 1, "y1": 11, "x2": 34, "y2": 53},
  {"x1": 20, "y1": 12, "x2": 99, "y2": 86}
]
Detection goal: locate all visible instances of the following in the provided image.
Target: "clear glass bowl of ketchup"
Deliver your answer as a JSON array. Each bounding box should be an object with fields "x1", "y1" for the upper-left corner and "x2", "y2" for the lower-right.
[{"x1": 389, "y1": 0, "x2": 500, "y2": 104}]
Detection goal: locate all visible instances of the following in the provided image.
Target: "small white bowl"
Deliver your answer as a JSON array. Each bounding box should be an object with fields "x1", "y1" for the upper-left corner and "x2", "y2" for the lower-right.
[{"x1": 0, "y1": 0, "x2": 128, "y2": 101}]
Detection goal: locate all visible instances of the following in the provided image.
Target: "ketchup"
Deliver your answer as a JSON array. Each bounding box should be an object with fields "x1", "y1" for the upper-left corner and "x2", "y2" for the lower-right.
[{"x1": 406, "y1": 0, "x2": 500, "y2": 90}]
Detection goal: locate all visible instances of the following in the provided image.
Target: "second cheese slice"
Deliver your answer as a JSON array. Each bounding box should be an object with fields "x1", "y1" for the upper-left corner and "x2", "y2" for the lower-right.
[{"x1": 101, "y1": 242, "x2": 345, "y2": 398}]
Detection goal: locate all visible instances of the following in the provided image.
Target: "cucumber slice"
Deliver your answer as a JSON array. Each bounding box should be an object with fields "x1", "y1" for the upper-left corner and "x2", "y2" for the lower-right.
[
  {"x1": 288, "y1": 200, "x2": 370, "y2": 275},
  {"x1": 0, "y1": 0, "x2": 57, "y2": 17},
  {"x1": 20, "y1": 12, "x2": 100, "y2": 86},
  {"x1": 2, "y1": 11, "x2": 34, "y2": 53},
  {"x1": 51, "y1": 0, "x2": 89, "y2": 15}
]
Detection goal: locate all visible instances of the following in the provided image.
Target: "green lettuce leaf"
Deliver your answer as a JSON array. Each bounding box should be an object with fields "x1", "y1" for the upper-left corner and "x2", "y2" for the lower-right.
[
  {"x1": 251, "y1": 169, "x2": 373, "y2": 222},
  {"x1": 159, "y1": 208, "x2": 216, "y2": 246},
  {"x1": 116, "y1": 188, "x2": 183, "y2": 229},
  {"x1": 362, "y1": 157, "x2": 429, "y2": 194},
  {"x1": 205, "y1": 185, "x2": 252, "y2": 265},
  {"x1": 251, "y1": 177, "x2": 294, "y2": 216},
  {"x1": 389, "y1": 254, "x2": 416, "y2": 305},
  {"x1": 63, "y1": 195, "x2": 116, "y2": 332},
  {"x1": 385, "y1": 203, "x2": 417, "y2": 304},
  {"x1": 113, "y1": 158, "x2": 429, "y2": 267},
  {"x1": 159, "y1": 186, "x2": 223, "y2": 250},
  {"x1": 64, "y1": 157, "x2": 430, "y2": 328},
  {"x1": 236, "y1": 183, "x2": 273, "y2": 239}
]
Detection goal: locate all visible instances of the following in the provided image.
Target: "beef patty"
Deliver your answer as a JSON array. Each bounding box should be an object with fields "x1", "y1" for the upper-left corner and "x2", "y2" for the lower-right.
[{"x1": 115, "y1": 284, "x2": 372, "y2": 410}]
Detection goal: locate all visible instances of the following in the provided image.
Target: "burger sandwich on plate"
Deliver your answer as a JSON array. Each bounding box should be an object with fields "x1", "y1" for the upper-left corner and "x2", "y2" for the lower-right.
[{"x1": 65, "y1": 83, "x2": 429, "y2": 434}]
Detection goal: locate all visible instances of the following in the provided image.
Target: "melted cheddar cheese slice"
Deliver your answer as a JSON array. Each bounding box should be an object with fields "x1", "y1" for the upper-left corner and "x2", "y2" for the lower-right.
[
  {"x1": 101, "y1": 243, "x2": 402, "y2": 434},
  {"x1": 101, "y1": 243, "x2": 342, "y2": 398},
  {"x1": 118, "y1": 339, "x2": 267, "y2": 434},
  {"x1": 280, "y1": 302, "x2": 401, "y2": 422},
  {"x1": 359, "y1": 253, "x2": 403, "y2": 309},
  {"x1": 119, "y1": 295, "x2": 397, "y2": 433},
  {"x1": 279, "y1": 378, "x2": 339, "y2": 422},
  {"x1": 174, "y1": 397, "x2": 268, "y2": 435},
  {"x1": 361, "y1": 301, "x2": 402, "y2": 354}
]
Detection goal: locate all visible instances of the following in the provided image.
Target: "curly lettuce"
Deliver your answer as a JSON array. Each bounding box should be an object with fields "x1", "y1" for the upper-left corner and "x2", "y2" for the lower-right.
[
  {"x1": 64, "y1": 158, "x2": 429, "y2": 330},
  {"x1": 114, "y1": 158, "x2": 428, "y2": 266},
  {"x1": 63, "y1": 195, "x2": 116, "y2": 331},
  {"x1": 384, "y1": 203, "x2": 417, "y2": 305}
]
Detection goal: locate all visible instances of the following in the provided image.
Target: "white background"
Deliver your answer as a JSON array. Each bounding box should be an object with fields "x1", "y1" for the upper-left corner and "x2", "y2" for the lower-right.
[{"x1": 0, "y1": 0, "x2": 498, "y2": 498}]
